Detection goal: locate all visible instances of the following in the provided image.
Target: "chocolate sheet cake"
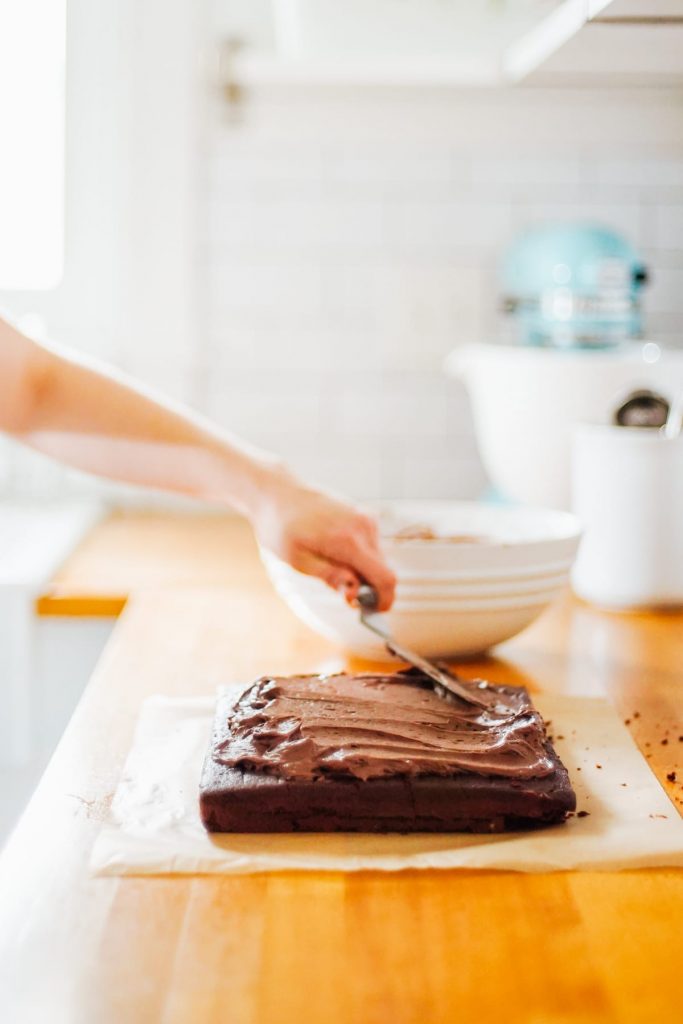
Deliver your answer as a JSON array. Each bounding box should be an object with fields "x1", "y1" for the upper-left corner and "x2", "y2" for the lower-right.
[{"x1": 199, "y1": 670, "x2": 576, "y2": 834}]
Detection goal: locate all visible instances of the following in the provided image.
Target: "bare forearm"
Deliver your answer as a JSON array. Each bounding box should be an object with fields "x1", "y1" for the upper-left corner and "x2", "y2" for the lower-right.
[
  {"x1": 1, "y1": 320, "x2": 281, "y2": 516},
  {"x1": 0, "y1": 315, "x2": 396, "y2": 607}
]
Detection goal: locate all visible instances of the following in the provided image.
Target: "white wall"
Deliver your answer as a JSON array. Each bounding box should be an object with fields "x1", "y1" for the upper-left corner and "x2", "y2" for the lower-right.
[{"x1": 2, "y1": 2, "x2": 683, "y2": 503}]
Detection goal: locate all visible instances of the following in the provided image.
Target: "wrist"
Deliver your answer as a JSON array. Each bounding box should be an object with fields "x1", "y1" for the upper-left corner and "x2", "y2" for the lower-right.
[
  {"x1": 210, "y1": 439, "x2": 294, "y2": 521},
  {"x1": 247, "y1": 460, "x2": 301, "y2": 524}
]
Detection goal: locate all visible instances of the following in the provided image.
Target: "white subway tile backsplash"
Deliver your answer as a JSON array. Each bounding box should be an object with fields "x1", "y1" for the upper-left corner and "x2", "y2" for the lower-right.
[
  {"x1": 372, "y1": 265, "x2": 485, "y2": 344},
  {"x1": 641, "y1": 248, "x2": 683, "y2": 270},
  {"x1": 207, "y1": 198, "x2": 386, "y2": 251},
  {"x1": 4, "y1": 445, "x2": 71, "y2": 499},
  {"x1": 444, "y1": 381, "x2": 480, "y2": 437},
  {"x1": 643, "y1": 266, "x2": 683, "y2": 314},
  {"x1": 210, "y1": 144, "x2": 326, "y2": 186},
  {"x1": 278, "y1": 449, "x2": 486, "y2": 503},
  {"x1": 324, "y1": 149, "x2": 465, "y2": 198},
  {"x1": 390, "y1": 201, "x2": 512, "y2": 250},
  {"x1": 114, "y1": 351, "x2": 203, "y2": 407},
  {"x1": 510, "y1": 202, "x2": 642, "y2": 245},
  {"x1": 288, "y1": 452, "x2": 387, "y2": 502},
  {"x1": 319, "y1": 265, "x2": 378, "y2": 330},
  {"x1": 208, "y1": 263, "x2": 324, "y2": 320},
  {"x1": 399, "y1": 429, "x2": 480, "y2": 465},
  {"x1": 208, "y1": 327, "x2": 387, "y2": 373},
  {"x1": 649, "y1": 205, "x2": 683, "y2": 250},
  {"x1": 396, "y1": 455, "x2": 489, "y2": 501},
  {"x1": 326, "y1": 369, "x2": 475, "y2": 443},
  {"x1": 213, "y1": 87, "x2": 683, "y2": 152},
  {"x1": 644, "y1": 311, "x2": 683, "y2": 346},
  {"x1": 206, "y1": 396, "x2": 322, "y2": 448},
  {"x1": 472, "y1": 156, "x2": 582, "y2": 188},
  {"x1": 587, "y1": 156, "x2": 683, "y2": 189},
  {"x1": 326, "y1": 368, "x2": 453, "y2": 401},
  {"x1": 46, "y1": 323, "x2": 124, "y2": 363},
  {"x1": 203, "y1": 368, "x2": 324, "y2": 439},
  {"x1": 376, "y1": 332, "x2": 469, "y2": 374},
  {"x1": 334, "y1": 389, "x2": 451, "y2": 439}
]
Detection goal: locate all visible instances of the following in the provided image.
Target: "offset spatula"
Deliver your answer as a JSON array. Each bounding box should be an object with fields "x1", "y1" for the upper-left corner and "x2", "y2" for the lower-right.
[{"x1": 356, "y1": 584, "x2": 491, "y2": 710}]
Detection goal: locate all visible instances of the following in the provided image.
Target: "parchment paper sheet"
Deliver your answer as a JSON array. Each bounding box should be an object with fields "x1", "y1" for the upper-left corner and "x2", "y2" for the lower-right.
[{"x1": 90, "y1": 688, "x2": 683, "y2": 875}]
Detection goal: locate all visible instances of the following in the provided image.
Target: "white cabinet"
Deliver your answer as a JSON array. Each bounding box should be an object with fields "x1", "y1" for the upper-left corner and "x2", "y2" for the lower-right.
[
  {"x1": 213, "y1": 0, "x2": 683, "y2": 87},
  {"x1": 0, "y1": 502, "x2": 114, "y2": 843},
  {"x1": 506, "y1": 0, "x2": 683, "y2": 85},
  {"x1": 215, "y1": 0, "x2": 564, "y2": 87},
  {"x1": 0, "y1": 615, "x2": 115, "y2": 842},
  {"x1": 0, "y1": 502, "x2": 102, "y2": 766}
]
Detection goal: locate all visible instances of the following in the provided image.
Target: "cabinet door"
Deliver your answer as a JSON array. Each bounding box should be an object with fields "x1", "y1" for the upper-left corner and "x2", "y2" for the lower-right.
[{"x1": 506, "y1": 0, "x2": 683, "y2": 84}]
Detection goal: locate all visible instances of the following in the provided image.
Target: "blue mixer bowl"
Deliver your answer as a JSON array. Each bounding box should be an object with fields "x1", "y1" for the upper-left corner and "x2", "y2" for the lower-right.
[{"x1": 501, "y1": 223, "x2": 648, "y2": 348}]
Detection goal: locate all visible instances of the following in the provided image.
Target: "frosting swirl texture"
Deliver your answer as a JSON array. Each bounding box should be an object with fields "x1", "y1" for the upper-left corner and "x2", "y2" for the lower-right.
[{"x1": 215, "y1": 672, "x2": 555, "y2": 782}]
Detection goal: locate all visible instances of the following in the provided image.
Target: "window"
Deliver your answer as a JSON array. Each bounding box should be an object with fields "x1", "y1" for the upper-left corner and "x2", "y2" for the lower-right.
[{"x1": 0, "y1": 0, "x2": 66, "y2": 289}]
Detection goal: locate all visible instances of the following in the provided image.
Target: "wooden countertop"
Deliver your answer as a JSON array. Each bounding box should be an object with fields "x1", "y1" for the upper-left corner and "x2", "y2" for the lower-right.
[
  {"x1": 3, "y1": 514, "x2": 683, "y2": 1022},
  {"x1": 37, "y1": 510, "x2": 265, "y2": 616}
]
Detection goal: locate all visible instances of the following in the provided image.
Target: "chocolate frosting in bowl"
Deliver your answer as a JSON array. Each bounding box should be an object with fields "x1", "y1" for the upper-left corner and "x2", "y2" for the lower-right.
[{"x1": 214, "y1": 673, "x2": 555, "y2": 782}]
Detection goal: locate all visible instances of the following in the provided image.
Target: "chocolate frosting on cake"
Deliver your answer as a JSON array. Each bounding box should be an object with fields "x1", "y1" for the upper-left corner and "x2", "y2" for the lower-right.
[{"x1": 214, "y1": 673, "x2": 555, "y2": 782}]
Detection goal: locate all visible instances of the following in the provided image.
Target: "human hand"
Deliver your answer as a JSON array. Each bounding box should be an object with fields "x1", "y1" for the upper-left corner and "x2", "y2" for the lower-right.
[{"x1": 253, "y1": 472, "x2": 396, "y2": 611}]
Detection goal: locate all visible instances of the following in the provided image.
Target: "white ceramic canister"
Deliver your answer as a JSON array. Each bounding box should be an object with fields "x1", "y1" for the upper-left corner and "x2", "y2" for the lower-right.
[
  {"x1": 571, "y1": 425, "x2": 683, "y2": 608},
  {"x1": 446, "y1": 342, "x2": 683, "y2": 510}
]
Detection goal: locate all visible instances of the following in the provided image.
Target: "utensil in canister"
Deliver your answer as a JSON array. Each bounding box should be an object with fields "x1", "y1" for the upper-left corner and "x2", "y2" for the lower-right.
[
  {"x1": 356, "y1": 584, "x2": 492, "y2": 710},
  {"x1": 613, "y1": 389, "x2": 669, "y2": 428}
]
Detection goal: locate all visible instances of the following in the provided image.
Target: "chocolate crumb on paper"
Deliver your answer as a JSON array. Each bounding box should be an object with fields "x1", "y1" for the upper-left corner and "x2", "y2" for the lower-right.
[{"x1": 577, "y1": 810, "x2": 590, "y2": 818}]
